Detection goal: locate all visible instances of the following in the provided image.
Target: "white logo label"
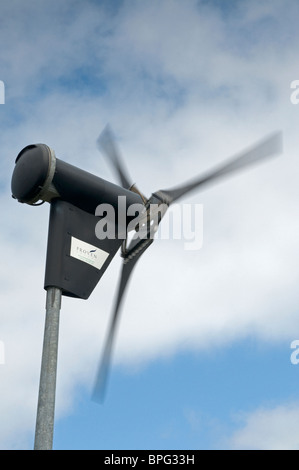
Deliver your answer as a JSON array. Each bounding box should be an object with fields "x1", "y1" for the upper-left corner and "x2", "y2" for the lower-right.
[{"x1": 70, "y1": 237, "x2": 109, "y2": 271}]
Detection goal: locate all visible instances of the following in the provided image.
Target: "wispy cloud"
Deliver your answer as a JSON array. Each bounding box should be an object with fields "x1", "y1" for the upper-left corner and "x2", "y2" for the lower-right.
[
  {"x1": 1, "y1": 0, "x2": 299, "y2": 449},
  {"x1": 228, "y1": 402, "x2": 299, "y2": 450}
]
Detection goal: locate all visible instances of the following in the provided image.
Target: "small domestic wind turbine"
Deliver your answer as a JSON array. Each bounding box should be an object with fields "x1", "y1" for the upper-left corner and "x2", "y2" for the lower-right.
[{"x1": 11, "y1": 126, "x2": 282, "y2": 449}]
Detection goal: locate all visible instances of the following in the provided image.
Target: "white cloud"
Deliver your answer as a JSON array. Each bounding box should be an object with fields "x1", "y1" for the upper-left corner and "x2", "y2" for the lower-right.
[
  {"x1": 228, "y1": 402, "x2": 299, "y2": 450},
  {"x1": 1, "y1": 0, "x2": 299, "y2": 449}
]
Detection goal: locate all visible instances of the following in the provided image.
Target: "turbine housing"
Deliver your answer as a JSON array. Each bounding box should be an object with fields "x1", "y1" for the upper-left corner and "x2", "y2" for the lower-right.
[
  {"x1": 11, "y1": 143, "x2": 143, "y2": 214},
  {"x1": 11, "y1": 143, "x2": 145, "y2": 299}
]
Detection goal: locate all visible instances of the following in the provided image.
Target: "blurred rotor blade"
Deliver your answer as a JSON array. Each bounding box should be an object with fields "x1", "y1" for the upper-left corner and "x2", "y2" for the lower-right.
[
  {"x1": 156, "y1": 131, "x2": 282, "y2": 204},
  {"x1": 92, "y1": 237, "x2": 153, "y2": 403},
  {"x1": 97, "y1": 125, "x2": 132, "y2": 189}
]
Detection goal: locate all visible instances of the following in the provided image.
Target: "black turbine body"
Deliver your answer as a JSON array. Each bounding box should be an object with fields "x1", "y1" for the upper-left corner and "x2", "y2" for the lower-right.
[
  {"x1": 11, "y1": 143, "x2": 144, "y2": 299},
  {"x1": 11, "y1": 143, "x2": 142, "y2": 213},
  {"x1": 11, "y1": 126, "x2": 283, "y2": 403}
]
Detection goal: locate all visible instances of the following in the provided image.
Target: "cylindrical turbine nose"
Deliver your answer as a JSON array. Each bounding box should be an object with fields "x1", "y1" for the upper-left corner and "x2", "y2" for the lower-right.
[
  {"x1": 11, "y1": 143, "x2": 145, "y2": 216},
  {"x1": 11, "y1": 144, "x2": 59, "y2": 205}
]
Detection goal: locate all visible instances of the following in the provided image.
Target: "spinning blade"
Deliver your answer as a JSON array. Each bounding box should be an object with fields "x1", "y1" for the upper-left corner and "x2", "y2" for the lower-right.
[
  {"x1": 97, "y1": 125, "x2": 133, "y2": 189},
  {"x1": 92, "y1": 236, "x2": 154, "y2": 402},
  {"x1": 154, "y1": 131, "x2": 282, "y2": 204},
  {"x1": 93, "y1": 127, "x2": 282, "y2": 402}
]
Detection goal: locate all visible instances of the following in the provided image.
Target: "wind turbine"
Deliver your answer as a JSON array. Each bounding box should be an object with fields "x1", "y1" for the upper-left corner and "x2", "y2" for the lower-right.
[{"x1": 11, "y1": 126, "x2": 282, "y2": 449}]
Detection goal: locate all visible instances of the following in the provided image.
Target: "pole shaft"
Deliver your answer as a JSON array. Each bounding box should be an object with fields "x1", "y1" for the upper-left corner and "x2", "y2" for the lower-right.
[{"x1": 34, "y1": 287, "x2": 62, "y2": 450}]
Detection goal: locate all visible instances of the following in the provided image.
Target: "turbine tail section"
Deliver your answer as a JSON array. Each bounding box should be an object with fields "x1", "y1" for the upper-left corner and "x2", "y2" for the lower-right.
[{"x1": 44, "y1": 199, "x2": 123, "y2": 299}]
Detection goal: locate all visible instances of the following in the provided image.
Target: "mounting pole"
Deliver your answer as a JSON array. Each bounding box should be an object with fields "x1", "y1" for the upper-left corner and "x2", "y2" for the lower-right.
[{"x1": 34, "y1": 287, "x2": 62, "y2": 450}]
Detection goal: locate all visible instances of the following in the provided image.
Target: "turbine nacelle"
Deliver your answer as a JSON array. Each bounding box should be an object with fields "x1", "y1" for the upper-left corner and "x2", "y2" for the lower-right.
[
  {"x1": 11, "y1": 143, "x2": 146, "y2": 300},
  {"x1": 11, "y1": 143, "x2": 143, "y2": 215}
]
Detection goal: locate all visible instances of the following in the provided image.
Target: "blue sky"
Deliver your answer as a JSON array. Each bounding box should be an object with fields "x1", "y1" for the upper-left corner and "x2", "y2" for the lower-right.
[
  {"x1": 53, "y1": 340, "x2": 299, "y2": 450},
  {"x1": 1, "y1": 0, "x2": 299, "y2": 450}
]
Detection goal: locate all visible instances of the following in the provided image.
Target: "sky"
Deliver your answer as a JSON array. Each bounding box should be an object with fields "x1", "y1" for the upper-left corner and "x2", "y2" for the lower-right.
[{"x1": 1, "y1": 0, "x2": 299, "y2": 450}]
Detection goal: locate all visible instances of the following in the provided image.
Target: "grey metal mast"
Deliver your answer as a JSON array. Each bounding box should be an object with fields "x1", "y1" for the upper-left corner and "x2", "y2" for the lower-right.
[{"x1": 34, "y1": 287, "x2": 62, "y2": 450}]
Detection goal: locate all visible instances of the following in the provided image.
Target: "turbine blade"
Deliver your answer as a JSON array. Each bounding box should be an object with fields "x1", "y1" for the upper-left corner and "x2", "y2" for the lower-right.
[
  {"x1": 97, "y1": 124, "x2": 132, "y2": 189},
  {"x1": 92, "y1": 237, "x2": 153, "y2": 403},
  {"x1": 155, "y1": 131, "x2": 282, "y2": 204}
]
